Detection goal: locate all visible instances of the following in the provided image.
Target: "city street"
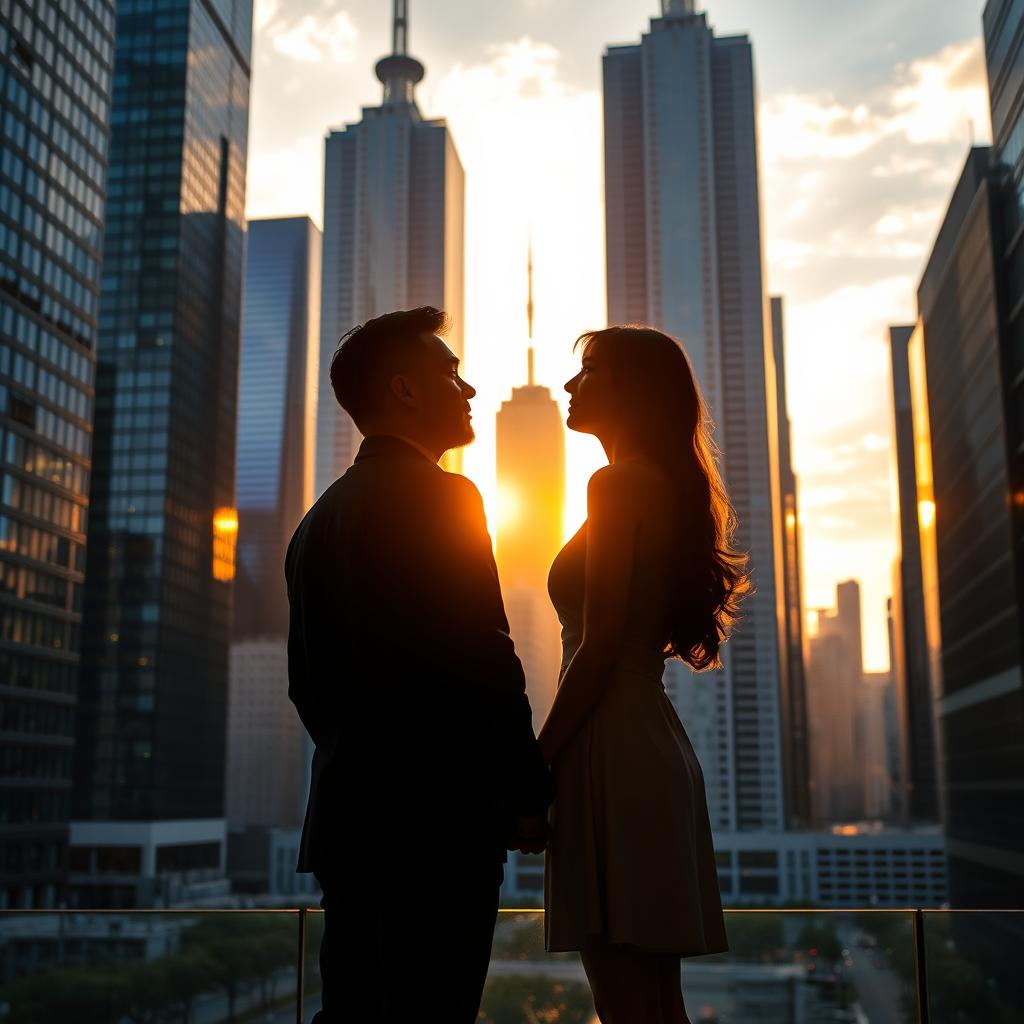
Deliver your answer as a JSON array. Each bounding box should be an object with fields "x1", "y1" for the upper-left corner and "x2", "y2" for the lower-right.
[{"x1": 838, "y1": 926, "x2": 912, "y2": 1024}]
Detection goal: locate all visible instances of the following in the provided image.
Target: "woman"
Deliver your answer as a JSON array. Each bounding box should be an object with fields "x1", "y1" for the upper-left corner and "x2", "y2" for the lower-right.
[{"x1": 538, "y1": 325, "x2": 750, "y2": 1023}]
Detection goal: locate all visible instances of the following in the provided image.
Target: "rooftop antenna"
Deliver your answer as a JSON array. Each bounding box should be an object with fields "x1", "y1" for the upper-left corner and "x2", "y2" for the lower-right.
[
  {"x1": 375, "y1": 0, "x2": 425, "y2": 105},
  {"x1": 527, "y1": 239, "x2": 535, "y2": 387},
  {"x1": 661, "y1": 0, "x2": 696, "y2": 15}
]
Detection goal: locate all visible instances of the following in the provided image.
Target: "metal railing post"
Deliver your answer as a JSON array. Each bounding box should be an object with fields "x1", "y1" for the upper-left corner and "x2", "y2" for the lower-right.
[
  {"x1": 913, "y1": 908, "x2": 930, "y2": 1024},
  {"x1": 296, "y1": 907, "x2": 307, "y2": 1024}
]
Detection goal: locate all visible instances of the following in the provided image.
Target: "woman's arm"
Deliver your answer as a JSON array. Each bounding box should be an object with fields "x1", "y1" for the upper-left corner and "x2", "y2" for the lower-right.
[{"x1": 537, "y1": 465, "x2": 640, "y2": 763}]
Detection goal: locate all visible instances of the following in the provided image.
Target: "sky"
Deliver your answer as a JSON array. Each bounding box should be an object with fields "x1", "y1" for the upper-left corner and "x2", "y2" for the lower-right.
[{"x1": 245, "y1": 0, "x2": 993, "y2": 671}]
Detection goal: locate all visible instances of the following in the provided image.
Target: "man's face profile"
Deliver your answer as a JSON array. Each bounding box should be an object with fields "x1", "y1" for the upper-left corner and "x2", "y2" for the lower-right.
[{"x1": 400, "y1": 332, "x2": 476, "y2": 450}]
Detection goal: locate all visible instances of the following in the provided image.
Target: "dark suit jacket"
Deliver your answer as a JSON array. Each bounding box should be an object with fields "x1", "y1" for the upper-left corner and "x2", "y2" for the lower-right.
[{"x1": 285, "y1": 435, "x2": 554, "y2": 875}]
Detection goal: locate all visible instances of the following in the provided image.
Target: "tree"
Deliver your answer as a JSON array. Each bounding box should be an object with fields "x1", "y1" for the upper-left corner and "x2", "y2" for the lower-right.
[
  {"x1": 478, "y1": 975, "x2": 594, "y2": 1024},
  {"x1": 160, "y1": 947, "x2": 223, "y2": 1024},
  {"x1": 723, "y1": 914, "x2": 785, "y2": 962}
]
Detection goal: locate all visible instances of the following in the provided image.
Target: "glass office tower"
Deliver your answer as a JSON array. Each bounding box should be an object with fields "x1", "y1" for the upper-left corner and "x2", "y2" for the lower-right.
[
  {"x1": 71, "y1": 0, "x2": 252, "y2": 908},
  {"x1": 603, "y1": 1, "x2": 787, "y2": 831},
  {"x1": 0, "y1": 0, "x2": 115, "y2": 909}
]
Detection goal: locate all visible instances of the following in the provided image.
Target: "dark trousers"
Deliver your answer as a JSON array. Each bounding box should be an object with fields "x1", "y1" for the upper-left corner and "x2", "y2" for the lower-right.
[{"x1": 312, "y1": 850, "x2": 503, "y2": 1023}]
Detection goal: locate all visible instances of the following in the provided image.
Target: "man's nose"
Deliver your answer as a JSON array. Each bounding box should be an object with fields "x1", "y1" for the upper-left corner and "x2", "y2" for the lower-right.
[{"x1": 462, "y1": 380, "x2": 477, "y2": 400}]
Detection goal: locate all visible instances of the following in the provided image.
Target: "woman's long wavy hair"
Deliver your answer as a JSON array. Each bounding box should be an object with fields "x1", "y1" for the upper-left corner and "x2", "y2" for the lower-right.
[{"x1": 578, "y1": 326, "x2": 751, "y2": 671}]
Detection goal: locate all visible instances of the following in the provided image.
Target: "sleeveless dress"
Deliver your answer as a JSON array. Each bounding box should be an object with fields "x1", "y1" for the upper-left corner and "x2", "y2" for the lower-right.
[{"x1": 543, "y1": 523, "x2": 728, "y2": 956}]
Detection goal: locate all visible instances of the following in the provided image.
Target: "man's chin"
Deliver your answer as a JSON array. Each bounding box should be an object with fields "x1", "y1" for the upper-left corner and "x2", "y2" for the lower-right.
[{"x1": 443, "y1": 425, "x2": 475, "y2": 451}]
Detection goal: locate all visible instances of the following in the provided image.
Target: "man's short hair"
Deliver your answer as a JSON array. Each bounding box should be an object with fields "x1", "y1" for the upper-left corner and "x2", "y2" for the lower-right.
[{"x1": 329, "y1": 306, "x2": 449, "y2": 423}]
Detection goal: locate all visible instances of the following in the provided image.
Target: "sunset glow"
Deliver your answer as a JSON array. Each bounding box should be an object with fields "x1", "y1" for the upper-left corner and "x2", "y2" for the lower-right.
[{"x1": 246, "y1": 1, "x2": 992, "y2": 670}]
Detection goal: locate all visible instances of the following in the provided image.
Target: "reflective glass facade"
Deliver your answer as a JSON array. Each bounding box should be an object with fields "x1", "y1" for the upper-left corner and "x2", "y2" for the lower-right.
[
  {"x1": 73, "y1": 0, "x2": 251, "y2": 848},
  {"x1": 604, "y1": 10, "x2": 785, "y2": 832},
  {"x1": 0, "y1": 0, "x2": 115, "y2": 909},
  {"x1": 916, "y1": 147, "x2": 1024, "y2": 908},
  {"x1": 234, "y1": 217, "x2": 319, "y2": 638}
]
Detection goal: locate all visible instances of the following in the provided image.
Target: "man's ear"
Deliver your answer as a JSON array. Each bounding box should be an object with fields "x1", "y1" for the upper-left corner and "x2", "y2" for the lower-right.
[{"x1": 389, "y1": 373, "x2": 417, "y2": 410}]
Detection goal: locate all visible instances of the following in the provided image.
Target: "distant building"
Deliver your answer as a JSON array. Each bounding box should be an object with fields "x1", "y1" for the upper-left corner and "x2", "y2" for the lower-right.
[
  {"x1": 807, "y1": 581, "x2": 865, "y2": 823},
  {"x1": 604, "y1": 0, "x2": 786, "y2": 832},
  {"x1": 770, "y1": 296, "x2": 811, "y2": 827},
  {"x1": 226, "y1": 218, "x2": 320, "y2": 837},
  {"x1": 0, "y1": 1, "x2": 116, "y2": 909},
  {"x1": 495, "y1": 251, "x2": 565, "y2": 726},
  {"x1": 888, "y1": 323, "x2": 939, "y2": 822},
  {"x1": 71, "y1": 0, "x2": 253, "y2": 907},
  {"x1": 861, "y1": 671, "x2": 895, "y2": 820},
  {"x1": 316, "y1": 0, "x2": 464, "y2": 489},
  {"x1": 504, "y1": 825, "x2": 948, "y2": 909}
]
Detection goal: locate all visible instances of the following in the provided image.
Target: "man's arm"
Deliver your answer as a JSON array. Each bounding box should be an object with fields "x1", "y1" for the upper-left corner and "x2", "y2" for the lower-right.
[{"x1": 397, "y1": 472, "x2": 554, "y2": 816}]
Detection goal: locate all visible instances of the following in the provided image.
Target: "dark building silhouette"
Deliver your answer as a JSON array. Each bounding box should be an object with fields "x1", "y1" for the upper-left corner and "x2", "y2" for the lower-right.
[
  {"x1": 0, "y1": 2, "x2": 116, "y2": 909},
  {"x1": 914, "y1": 143, "x2": 1024, "y2": 908},
  {"x1": 888, "y1": 323, "x2": 939, "y2": 823},
  {"x1": 769, "y1": 297, "x2": 811, "y2": 827},
  {"x1": 71, "y1": 0, "x2": 252, "y2": 908}
]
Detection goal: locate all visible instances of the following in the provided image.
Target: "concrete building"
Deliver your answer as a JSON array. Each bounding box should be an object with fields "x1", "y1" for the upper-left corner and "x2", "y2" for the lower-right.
[
  {"x1": 71, "y1": 0, "x2": 253, "y2": 907},
  {"x1": 0, "y1": 0, "x2": 115, "y2": 909},
  {"x1": 604, "y1": 0, "x2": 787, "y2": 831},
  {"x1": 316, "y1": 0, "x2": 465, "y2": 490},
  {"x1": 807, "y1": 581, "x2": 865, "y2": 823},
  {"x1": 503, "y1": 826, "x2": 948, "y2": 909},
  {"x1": 494, "y1": 250, "x2": 565, "y2": 726}
]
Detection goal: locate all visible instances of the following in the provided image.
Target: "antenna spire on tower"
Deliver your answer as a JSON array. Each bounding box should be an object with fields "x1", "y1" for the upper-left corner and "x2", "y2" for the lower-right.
[
  {"x1": 661, "y1": 0, "x2": 696, "y2": 16},
  {"x1": 375, "y1": 0, "x2": 425, "y2": 105},
  {"x1": 527, "y1": 240, "x2": 535, "y2": 386},
  {"x1": 393, "y1": 0, "x2": 408, "y2": 55}
]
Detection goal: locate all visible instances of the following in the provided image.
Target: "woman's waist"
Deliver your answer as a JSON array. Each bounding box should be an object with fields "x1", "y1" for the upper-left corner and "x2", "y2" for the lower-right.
[{"x1": 559, "y1": 638, "x2": 668, "y2": 680}]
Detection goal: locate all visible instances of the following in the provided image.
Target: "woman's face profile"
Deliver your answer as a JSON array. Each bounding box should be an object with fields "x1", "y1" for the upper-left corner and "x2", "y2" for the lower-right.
[{"x1": 564, "y1": 341, "x2": 620, "y2": 435}]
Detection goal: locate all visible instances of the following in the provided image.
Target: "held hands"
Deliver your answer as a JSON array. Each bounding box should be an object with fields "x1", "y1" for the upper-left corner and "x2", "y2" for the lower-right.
[{"x1": 508, "y1": 814, "x2": 549, "y2": 856}]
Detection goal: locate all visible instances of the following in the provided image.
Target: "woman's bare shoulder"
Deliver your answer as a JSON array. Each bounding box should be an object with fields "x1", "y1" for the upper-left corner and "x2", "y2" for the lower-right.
[{"x1": 587, "y1": 460, "x2": 672, "y2": 510}]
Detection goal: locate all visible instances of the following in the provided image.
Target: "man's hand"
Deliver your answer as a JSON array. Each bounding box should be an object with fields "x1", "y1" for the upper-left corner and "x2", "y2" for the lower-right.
[{"x1": 508, "y1": 814, "x2": 549, "y2": 856}]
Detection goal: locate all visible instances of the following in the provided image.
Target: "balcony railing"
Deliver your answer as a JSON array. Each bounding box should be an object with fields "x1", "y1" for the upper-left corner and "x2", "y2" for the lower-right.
[{"x1": 0, "y1": 908, "x2": 1020, "y2": 1023}]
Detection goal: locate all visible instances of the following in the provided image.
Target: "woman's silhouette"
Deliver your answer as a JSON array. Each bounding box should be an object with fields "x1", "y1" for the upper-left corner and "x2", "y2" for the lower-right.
[{"x1": 539, "y1": 325, "x2": 749, "y2": 1024}]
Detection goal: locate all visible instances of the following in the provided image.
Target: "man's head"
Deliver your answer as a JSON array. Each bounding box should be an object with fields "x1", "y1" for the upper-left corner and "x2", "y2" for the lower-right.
[{"x1": 329, "y1": 307, "x2": 476, "y2": 459}]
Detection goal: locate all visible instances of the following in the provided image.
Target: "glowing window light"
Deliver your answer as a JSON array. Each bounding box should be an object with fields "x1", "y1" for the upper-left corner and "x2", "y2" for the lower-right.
[
  {"x1": 212, "y1": 506, "x2": 238, "y2": 581},
  {"x1": 918, "y1": 499, "x2": 936, "y2": 530}
]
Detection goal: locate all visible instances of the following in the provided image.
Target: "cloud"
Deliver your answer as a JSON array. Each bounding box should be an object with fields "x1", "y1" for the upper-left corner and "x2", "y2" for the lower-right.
[{"x1": 260, "y1": 8, "x2": 359, "y2": 64}]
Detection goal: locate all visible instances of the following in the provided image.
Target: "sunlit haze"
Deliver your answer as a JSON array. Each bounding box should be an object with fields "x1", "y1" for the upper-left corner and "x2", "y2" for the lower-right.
[{"x1": 246, "y1": 0, "x2": 992, "y2": 671}]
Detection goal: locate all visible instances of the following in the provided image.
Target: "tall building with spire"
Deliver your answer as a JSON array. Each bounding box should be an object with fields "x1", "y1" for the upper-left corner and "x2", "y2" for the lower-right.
[
  {"x1": 603, "y1": 1, "x2": 786, "y2": 831},
  {"x1": 316, "y1": 0, "x2": 465, "y2": 490},
  {"x1": 495, "y1": 248, "x2": 566, "y2": 726}
]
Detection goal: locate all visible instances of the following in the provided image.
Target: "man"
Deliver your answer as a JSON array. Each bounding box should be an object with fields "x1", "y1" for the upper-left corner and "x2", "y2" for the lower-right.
[{"x1": 285, "y1": 307, "x2": 553, "y2": 1022}]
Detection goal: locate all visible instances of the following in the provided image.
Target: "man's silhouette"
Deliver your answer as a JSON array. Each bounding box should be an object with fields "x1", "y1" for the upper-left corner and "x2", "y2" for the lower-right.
[{"x1": 285, "y1": 307, "x2": 553, "y2": 1023}]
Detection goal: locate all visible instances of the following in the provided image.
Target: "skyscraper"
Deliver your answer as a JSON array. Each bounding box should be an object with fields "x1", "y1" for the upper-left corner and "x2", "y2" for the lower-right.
[
  {"x1": 316, "y1": 0, "x2": 465, "y2": 492},
  {"x1": 495, "y1": 249, "x2": 566, "y2": 726},
  {"x1": 70, "y1": 0, "x2": 252, "y2": 908},
  {"x1": 226, "y1": 217, "x2": 320, "y2": 834},
  {"x1": 770, "y1": 296, "x2": 811, "y2": 827},
  {"x1": 888, "y1": 323, "x2": 938, "y2": 822},
  {"x1": 603, "y1": 0, "x2": 786, "y2": 830},
  {"x1": 912, "y1": 142, "x2": 1024, "y2": 909},
  {"x1": 807, "y1": 581, "x2": 865, "y2": 822},
  {"x1": 0, "y1": 1, "x2": 116, "y2": 909}
]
